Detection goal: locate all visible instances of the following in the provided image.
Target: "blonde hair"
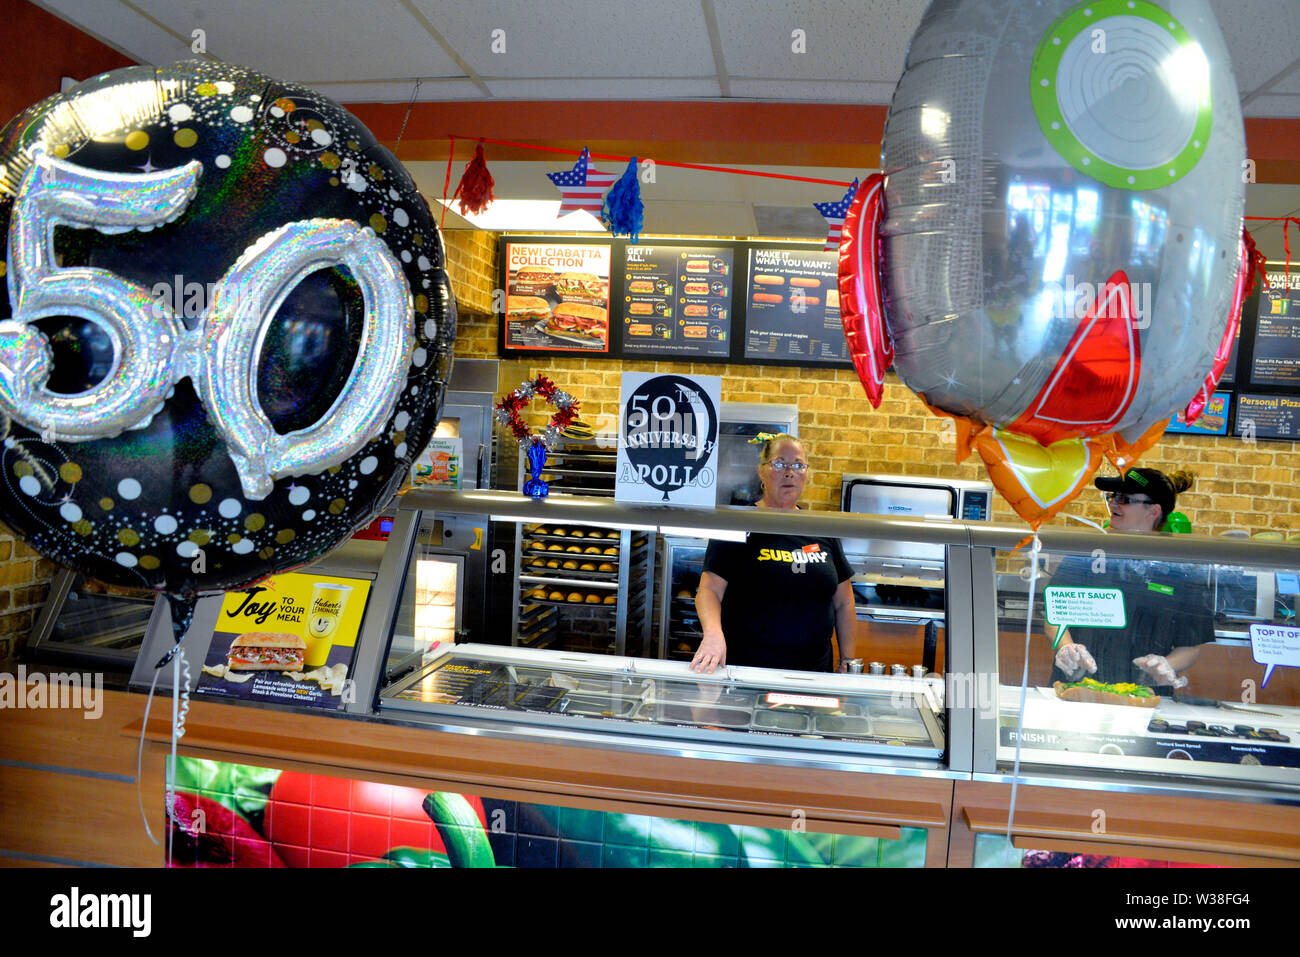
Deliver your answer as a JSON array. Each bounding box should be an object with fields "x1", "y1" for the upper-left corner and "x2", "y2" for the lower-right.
[
  {"x1": 758, "y1": 433, "x2": 804, "y2": 466},
  {"x1": 1167, "y1": 470, "x2": 1196, "y2": 495}
]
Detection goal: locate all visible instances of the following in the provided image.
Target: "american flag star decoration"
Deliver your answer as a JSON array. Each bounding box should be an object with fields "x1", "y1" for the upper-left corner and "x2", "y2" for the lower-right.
[
  {"x1": 814, "y1": 178, "x2": 860, "y2": 251},
  {"x1": 547, "y1": 147, "x2": 619, "y2": 218}
]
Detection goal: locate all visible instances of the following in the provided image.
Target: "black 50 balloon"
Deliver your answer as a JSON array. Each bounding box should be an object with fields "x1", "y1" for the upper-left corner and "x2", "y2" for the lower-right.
[{"x1": 0, "y1": 61, "x2": 455, "y2": 598}]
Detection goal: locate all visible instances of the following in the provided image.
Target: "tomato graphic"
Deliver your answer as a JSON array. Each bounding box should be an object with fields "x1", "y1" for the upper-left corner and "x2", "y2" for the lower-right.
[{"x1": 264, "y1": 771, "x2": 486, "y2": 868}]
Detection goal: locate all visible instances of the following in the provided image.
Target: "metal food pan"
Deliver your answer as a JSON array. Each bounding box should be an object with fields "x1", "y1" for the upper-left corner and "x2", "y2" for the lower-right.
[
  {"x1": 870, "y1": 716, "x2": 929, "y2": 740},
  {"x1": 560, "y1": 694, "x2": 640, "y2": 718},
  {"x1": 814, "y1": 714, "x2": 873, "y2": 736},
  {"x1": 751, "y1": 710, "x2": 810, "y2": 733},
  {"x1": 655, "y1": 702, "x2": 752, "y2": 729}
]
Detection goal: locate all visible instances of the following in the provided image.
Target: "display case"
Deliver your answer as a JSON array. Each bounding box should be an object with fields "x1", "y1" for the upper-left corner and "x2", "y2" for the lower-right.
[
  {"x1": 983, "y1": 530, "x2": 1300, "y2": 789},
  {"x1": 28, "y1": 569, "x2": 154, "y2": 669},
  {"x1": 381, "y1": 643, "x2": 945, "y2": 762},
  {"x1": 658, "y1": 535, "x2": 706, "y2": 660}
]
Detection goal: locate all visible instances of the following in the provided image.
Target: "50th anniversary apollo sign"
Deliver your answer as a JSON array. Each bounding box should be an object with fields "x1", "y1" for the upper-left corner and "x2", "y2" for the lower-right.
[{"x1": 615, "y1": 372, "x2": 720, "y2": 506}]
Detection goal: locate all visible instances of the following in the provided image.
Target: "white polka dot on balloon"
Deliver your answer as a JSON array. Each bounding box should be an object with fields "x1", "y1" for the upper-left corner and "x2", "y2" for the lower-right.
[
  {"x1": 264, "y1": 148, "x2": 287, "y2": 168},
  {"x1": 417, "y1": 255, "x2": 431, "y2": 271},
  {"x1": 19, "y1": 475, "x2": 40, "y2": 496},
  {"x1": 394, "y1": 443, "x2": 407, "y2": 458},
  {"x1": 388, "y1": 188, "x2": 401, "y2": 201},
  {"x1": 115, "y1": 552, "x2": 138, "y2": 568},
  {"x1": 168, "y1": 103, "x2": 194, "y2": 123},
  {"x1": 215, "y1": 81, "x2": 235, "y2": 94},
  {"x1": 215, "y1": 154, "x2": 231, "y2": 169},
  {"x1": 348, "y1": 480, "x2": 358, "y2": 490},
  {"x1": 302, "y1": 510, "x2": 316, "y2": 522},
  {"x1": 310, "y1": 128, "x2": 332, "y2": 146},
  {"x1": 232, "y1": 539, "x2": 254, "y2": 555},
  {"x1": 218, "y1": 498, "x2": 242, "y2": 518},
  {"x1": 229, "y1": 105, "x2": 253, "y2": 124},
  {"x1": 176, "y1": 541, "x2": 198, "y2": 559},
  {"x1": 424, "y1": 319, "x2": 437, "y2": 339},
  {"x1": 412, "y1": 347, "x2": 427, "y2": 367},
  {"x1": 393, "y1": 208, "x2": 409, "y2": 227},
  {"x1": 59, "y1": 502, "x2": 82, "y2": 523},
  {"x1": 394, "y1": 411, "x2": 410, "y2": 431},
  {"x1": 359, "y1": 456, "x2": 378, "y2": 475},
  {"x1": 270, "y1": 105, "x2": 284, "y2": 118},
  {"x1": 118, "y1": 478, "x2": 141, "y2": 500},
  {"x1": 154, "y1": 514, "x2": 177, "y2": 535},
  {"x1": 288, "y1": 486, "x2": 310, "y2": 506},
  {"x1": 401, "y1": 250, "x2": 412, "y2": 263}
]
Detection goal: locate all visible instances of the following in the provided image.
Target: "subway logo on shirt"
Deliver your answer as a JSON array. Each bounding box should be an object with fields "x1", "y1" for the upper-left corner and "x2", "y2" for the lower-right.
[{"x1": 758, "y1": 544, "x2": 828, "y2": 564}]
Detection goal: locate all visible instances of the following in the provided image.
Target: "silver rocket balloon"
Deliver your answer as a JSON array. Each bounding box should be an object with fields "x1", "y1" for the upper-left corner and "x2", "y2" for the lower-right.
[{"x1": 878, "y1": 0, "x2": 1245, "y2": 447}]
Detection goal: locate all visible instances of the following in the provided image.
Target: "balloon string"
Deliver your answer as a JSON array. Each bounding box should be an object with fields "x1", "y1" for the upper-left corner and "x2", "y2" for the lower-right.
[
  {"x1": 446, "y1": 134, "x2": 855, "y2": 186},
  {"x1": 1006, "y1": 531, "x2": 1042, "y2": 867},
  {"x1": 441, "y1": 134, "x2": 455, "y2": 229}
]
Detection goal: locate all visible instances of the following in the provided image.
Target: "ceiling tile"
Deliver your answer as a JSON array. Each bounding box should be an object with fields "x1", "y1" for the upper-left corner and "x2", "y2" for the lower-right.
[
  {"x1": 727, "y1": 79, "x2": 898, "y2": 102},
  {"x1": 483, "y1": 78, "x2": 722, "y2": 99},
  {"x1": 131, "y1": 0, "x2": 466, "y2": 83},
  {"x1": 410, "y1": 0, "x2": 718, "y2": 79},
  {"x1": 1209, "y1": 0, "x2": 1300, "y2": 96},
  {"x1": 38, "y1": 0, "x2": 192, "y2": 65},
  {"x1": 714, "y1": 0, "x2": 923, "y2": 82}
]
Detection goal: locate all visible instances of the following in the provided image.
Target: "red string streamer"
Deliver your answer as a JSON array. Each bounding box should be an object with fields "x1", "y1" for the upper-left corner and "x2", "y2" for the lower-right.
[
  {"x1": 447, "y1": 134, "x2": 856, "y2": 187},
  {"x1": 1244, "y1": 215, "x2": 1300, "y2": 280},
  {"x1": 441, "y1": 133, "x2": 455, "y2": 228}
]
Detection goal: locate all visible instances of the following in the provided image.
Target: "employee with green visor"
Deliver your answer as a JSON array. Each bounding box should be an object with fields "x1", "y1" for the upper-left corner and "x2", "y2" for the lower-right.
[{"x1": 1047, "y1": 468, "x2": 1213, "y2": 692}]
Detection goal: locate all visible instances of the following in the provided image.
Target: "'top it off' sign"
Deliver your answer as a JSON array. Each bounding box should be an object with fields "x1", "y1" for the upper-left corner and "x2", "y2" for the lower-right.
[{"x1": 616, "y1": 372, "x2": 720, "y2": 506}]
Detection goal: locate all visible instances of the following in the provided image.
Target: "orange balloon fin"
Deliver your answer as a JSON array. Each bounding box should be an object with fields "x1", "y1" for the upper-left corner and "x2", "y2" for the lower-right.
[
  {"x1": 1104, "y1": 418, "x2": 1170, "y2": 472},
  {"x1": 973, "y1": 427, "x2": 1104, "y2": 525}
]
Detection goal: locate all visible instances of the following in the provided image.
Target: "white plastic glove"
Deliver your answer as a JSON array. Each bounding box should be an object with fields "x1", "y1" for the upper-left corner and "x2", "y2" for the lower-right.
[
  {"x1": 1055, "y1": 643, "x2": 1097, "y2": 681},
  {"x1": 1133, "y1": 654, "x2": 1188, "y2": 689}
]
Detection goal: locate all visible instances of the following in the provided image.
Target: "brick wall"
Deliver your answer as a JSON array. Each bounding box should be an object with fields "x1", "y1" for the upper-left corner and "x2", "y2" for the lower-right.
[
  {"x1": 0, "y1": 526, "x2": 57, "y2": 660},
  {"x1": 446, "y1": 231, "x2": 1300, "y2": 539}
]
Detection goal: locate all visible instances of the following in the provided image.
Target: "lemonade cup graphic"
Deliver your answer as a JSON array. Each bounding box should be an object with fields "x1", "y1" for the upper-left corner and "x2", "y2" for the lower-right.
[{"x1": 305, "y1": 582, "x2": 353, "y2": 667}]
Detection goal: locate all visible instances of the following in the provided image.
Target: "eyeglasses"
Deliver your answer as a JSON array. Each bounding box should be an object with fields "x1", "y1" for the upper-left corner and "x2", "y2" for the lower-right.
[
  {"x1": 767, "y1": 460, "x2": 809, "y2": 473},
  {"x1": 1106, "y1": 492, "x2": 1155, "y2": 506}
]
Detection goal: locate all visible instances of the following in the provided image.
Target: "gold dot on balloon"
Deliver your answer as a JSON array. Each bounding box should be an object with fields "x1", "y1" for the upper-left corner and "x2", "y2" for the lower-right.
[
  {"x1": 258, "y1": 546, "x2": 276, "y2": 560},
  {"x1": 124, "y1": 130, "x2": 149, "y2": 151},
  {"x1": 59, "y1": 462, "x2": 82, "y2": 484},
  {"x1": 328, "y1": 465, "x2": 342, "y2": 475},
  {"x1": 51, "y1": 144, "x2": 69, "y2": 158},
  {"x1": 139, "y1": 555, "x2": 160, "y2": 570},
  {"x1": 329, "y1": 498, "x2": 345, "y2": 515},
  {"x1": 12, "y1": 461, "x2": 32, "y2": 478},
  {"x1": 320, "y1": 152, "x2": 340, "y2": 169},
  {"x1": 413, "y1": 233, "x2": 424, "y2": 247},
  {"x1": 99, "y1": 497, "x2": 114, "y2": 512},
  {"x1": 189, "y1": 483, "x2": 212, "y2": 504},
  {"x1": 392, "y1": 431, "x2": 406, "y2": 446},
  {"x1": 73, "y1": 519, "x2": 92, "y2": 536},
  {"x1": 227, "y1": 533, "x2": 242, "y2": 544},
  {"x1": 346, "y1": 139, "x2": 360, "y2": 150},
  {"x1": 367, "y1": 164, "x2": 384, "y2": 181},
  {"x1": 275, "y1": 97, "x2": 296, "y2": 112},
  {"x1": 189, "y1": 529, "x2": 210, "y2": 546},
  {"x1": 117, "y1": 528, "x2": 140, "y2": 546},
  {"x1": 414, "y1": 294, "x2": 428, "y2": 314},
  {"x1": 368, "y1": 213, "x2": 386, "y2": 233},
  {"x1": 196, "y1": 82, "x2": 218, "y2": 96},
  {"x1": 285, "y1": 130, "x2": 301, "y2": 144},
  {"x1": 329, "y1": 177, "x2": 339, "y2": 186},
  {"x1": 173, "y1": 128, "x2": 198, "y2": 148},
  {"x1": 244, "y1": 513, "x2": 265, "y2": 532},
  {"x1": 275, "y1": 528, "x2": 296, "y2": 544}
]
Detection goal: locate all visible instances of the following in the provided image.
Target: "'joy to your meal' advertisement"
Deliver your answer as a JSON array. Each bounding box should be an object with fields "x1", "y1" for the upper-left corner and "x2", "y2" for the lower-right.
[
  {"x1": 503, "y1": 242, "x2": 612, "y2": 354},
  {"x1": 195, "y1": 572, "x2": 371, "y2": 711}
]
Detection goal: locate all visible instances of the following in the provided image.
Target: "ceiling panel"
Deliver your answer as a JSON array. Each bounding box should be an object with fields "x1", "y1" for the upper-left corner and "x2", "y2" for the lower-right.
[
  {"x1": 483, "y1": 78, "x2": 722, "y2": 100},
  {"x1": 37, "y1": 0, "x2": 190, "y2": 65},
  {"x1": 1208, "y1": 0, "x2": 1300, "y2": 95},
  {"x1": 411, "y1": 0, "x2": 718, "y2": 80},
  {"x1": 714, "y1": 0, "x2": 923, "y2": 83},
  {"x1": 131, "y1": 0, "x2": 465, "y2": 83},
  {"x1": 727, "y1": 78, "x2": 898, "y2": 102},
  {"x1": 309, "y1": 79, "x2": 486, "y2": 103}
]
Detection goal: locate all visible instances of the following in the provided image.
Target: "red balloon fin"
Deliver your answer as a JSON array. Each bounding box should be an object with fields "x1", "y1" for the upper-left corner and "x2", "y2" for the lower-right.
[
  {"x1": 1183, "y1": 232, "x2": 1249, "y2": 424},
  {"x1": 838, "y1": 173, "x2": 893, "y2": 408}
]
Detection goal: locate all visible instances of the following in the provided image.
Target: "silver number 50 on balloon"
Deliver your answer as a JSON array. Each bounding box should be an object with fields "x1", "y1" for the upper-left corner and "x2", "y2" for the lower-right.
[{"x1": 0, "y1": 152, "x2": 415, "y2": 500}]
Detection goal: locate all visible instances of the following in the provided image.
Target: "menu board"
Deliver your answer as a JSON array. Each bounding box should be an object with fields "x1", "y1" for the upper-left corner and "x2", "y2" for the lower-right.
[
  {"x1": 1249, "y1": 268, "x2": 1300, "y2": 387},
  {"x1": 1166, "y1": 391, "x2": 1231, "y2": 436},
  {"x1": 502, "y1": 241, "x2": 612, "y2": 354},
  {"x1": 194, "y1": 572, "x2": 372, "y2": 711},
  {"x1": 742, "y1": 247, "x2": 849, "y2": 364},
  {"x1": 619, "y1": 244, "x2": 732, "y2": 357},
  {"x1": 1234, "y1": 393, "x2": 1300, "y2": 441}
]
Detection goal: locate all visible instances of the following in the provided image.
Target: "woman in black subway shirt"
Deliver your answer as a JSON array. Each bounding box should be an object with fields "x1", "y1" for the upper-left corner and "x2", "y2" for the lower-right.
[{"x1": 692, "y1": 434, "x2": 856, "y2": 673}]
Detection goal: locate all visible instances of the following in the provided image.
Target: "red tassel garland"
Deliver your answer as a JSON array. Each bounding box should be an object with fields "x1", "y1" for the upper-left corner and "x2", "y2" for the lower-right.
[{"x1": 453, "y1": 139, "x2": 496, "y2": 216}]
